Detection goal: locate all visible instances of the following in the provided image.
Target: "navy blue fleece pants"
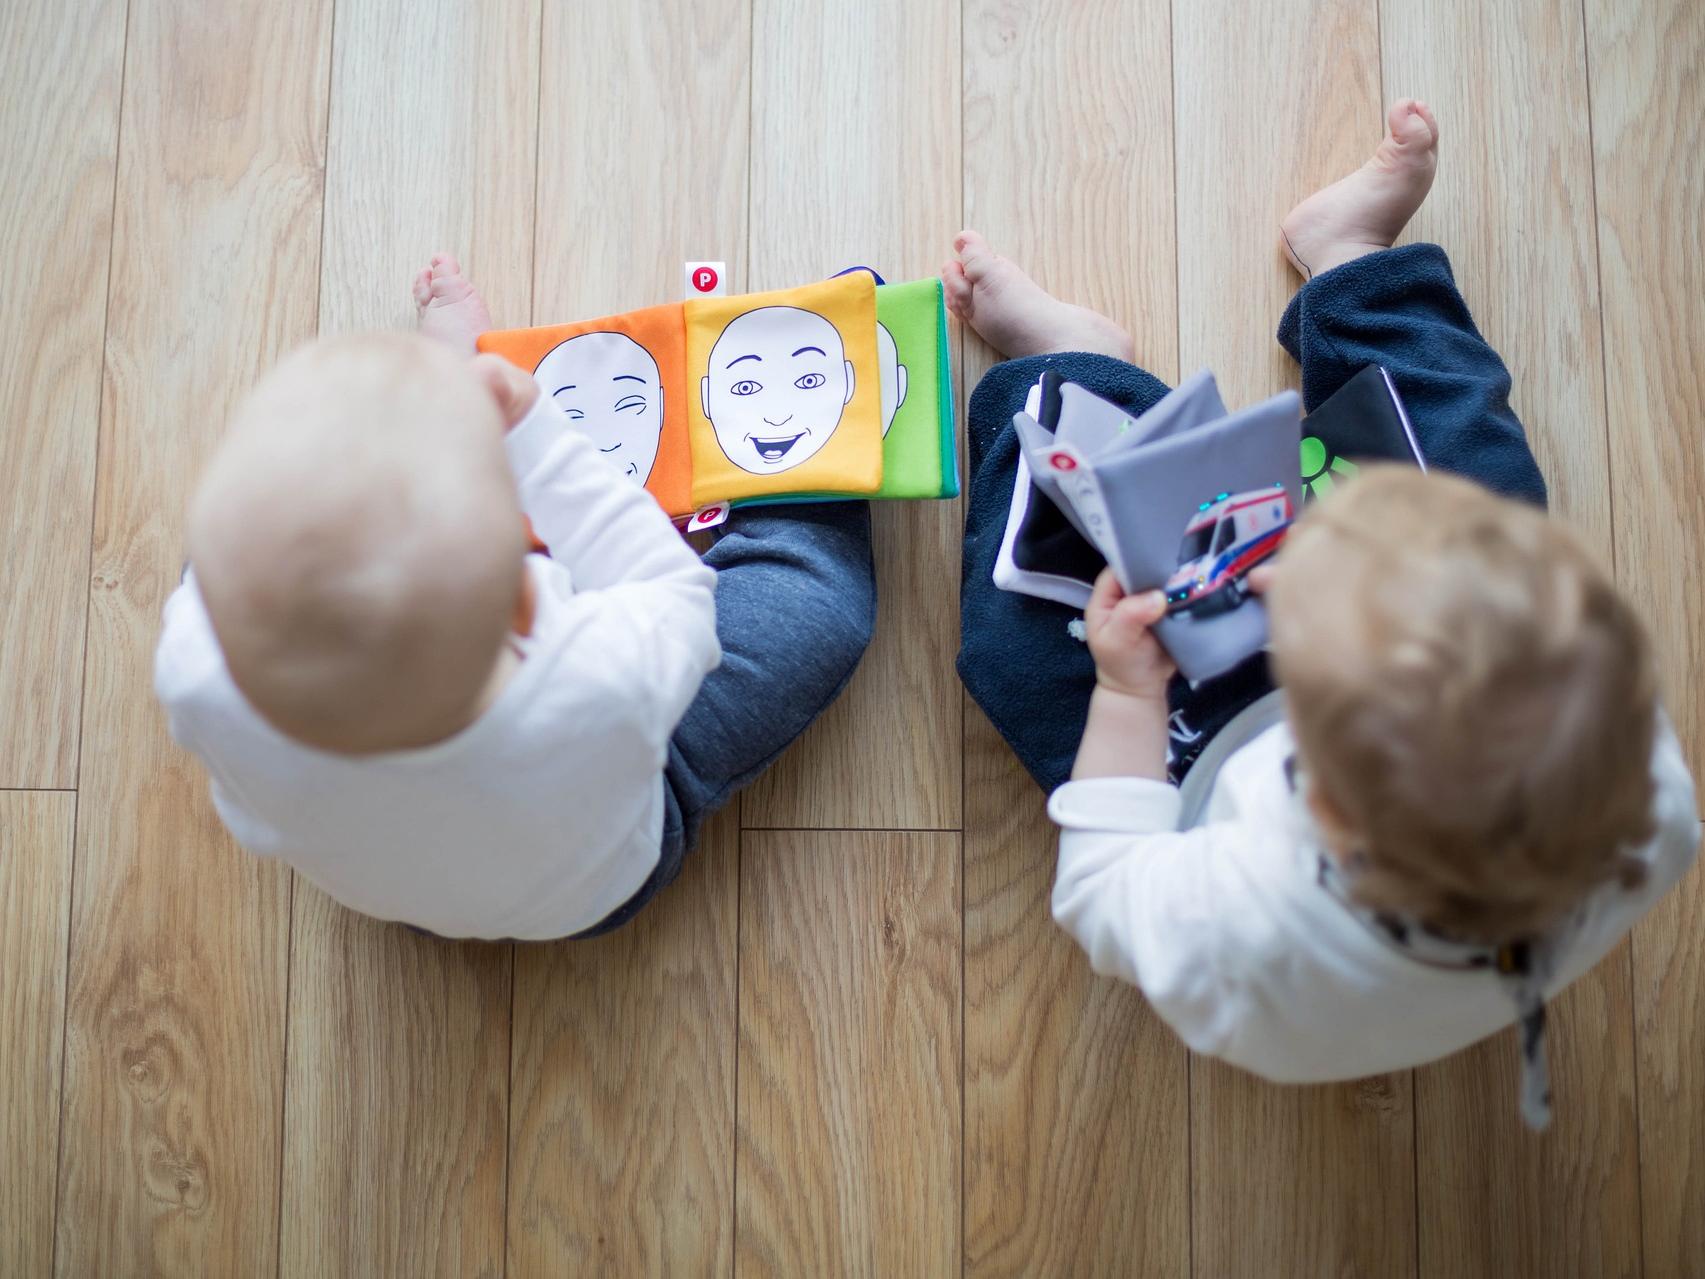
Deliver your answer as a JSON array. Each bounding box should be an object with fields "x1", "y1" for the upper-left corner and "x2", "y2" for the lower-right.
[{"x1": 958, "y1": 243, "x2": 1548, "y2": 793}]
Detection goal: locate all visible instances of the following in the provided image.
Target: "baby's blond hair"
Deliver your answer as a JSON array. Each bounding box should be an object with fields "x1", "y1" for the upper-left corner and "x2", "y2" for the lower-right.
[
  {"x1": 1269, "y1": 468, "x2": 1656, "y2": 942},
  {"x1": 189, "y1": 333, "x2": 526, "y2": 754}
]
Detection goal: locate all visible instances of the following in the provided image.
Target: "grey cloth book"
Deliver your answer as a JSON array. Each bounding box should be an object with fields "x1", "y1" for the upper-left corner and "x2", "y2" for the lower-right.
[{"x1": 1010, "y1": 370, "x2": 1303, "y2": 683}]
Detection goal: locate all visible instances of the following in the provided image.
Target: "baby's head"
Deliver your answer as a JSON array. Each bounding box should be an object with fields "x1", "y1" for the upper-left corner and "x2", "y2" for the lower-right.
[
  {"x1": 1268, "y1": 468, "x2": 1656, "y2": 941},
  {"x1": 189, "y1": 333, "x2": 537, "y2": 754}
]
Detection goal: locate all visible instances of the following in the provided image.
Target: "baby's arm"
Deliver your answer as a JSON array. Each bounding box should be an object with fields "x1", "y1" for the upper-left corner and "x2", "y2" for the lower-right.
[
  {"x1": 1055, "y1": 568, "x2": 1253, "y2": 1051},
  {"x1": 507, "y1": 396, "x2": 719, "y2": 728},
  {"x1": 1048, "y1": 784, "x2": 1248, "y2": 1055},
  {"x1": 507, "y1": 396, "x2": 707, "y2": 594}
]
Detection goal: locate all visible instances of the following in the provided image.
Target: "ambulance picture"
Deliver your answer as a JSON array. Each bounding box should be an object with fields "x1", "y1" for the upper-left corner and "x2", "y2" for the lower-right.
[{"x1": 1164, "y1": 484, "x2": 1293, "y2": 617}]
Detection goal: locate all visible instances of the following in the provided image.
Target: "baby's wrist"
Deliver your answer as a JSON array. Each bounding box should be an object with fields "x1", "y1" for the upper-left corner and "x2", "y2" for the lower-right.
[{"x1": 1092, "y1": 674, "x2": 1170, "y2": 705}]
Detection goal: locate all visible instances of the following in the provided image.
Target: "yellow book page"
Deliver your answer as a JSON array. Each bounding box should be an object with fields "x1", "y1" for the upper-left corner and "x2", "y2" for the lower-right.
[{"x1": 684, "y1": 273, "x2": 883, "y2": 506}]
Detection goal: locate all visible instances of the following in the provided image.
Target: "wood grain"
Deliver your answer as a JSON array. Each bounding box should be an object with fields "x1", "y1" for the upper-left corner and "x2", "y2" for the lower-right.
[
  {"x1": 51, "y1": 0, "x2": 332, "y2": 1270},
  {"x1": 273, "y1": 4, "x2": 539, "y2": 1273},
  {"x1": 1172, "y1": 3, "x2": 1420, "y2": 1273},
  {"x1": 739, "y1": 0, "x2": 964, "y2": 830},
  {"x1": 316, "y1": 0, "x2": 541, "y2": 338},
  {"x1": 507, "y1": 810, "x2": 738, "y2": 1276},
  {"x1": 736, "y1": 830, "x2": 961, "y2": 1275},
  {"x1": 1175, "y1": 0, "x2": 1384, "y2": 409},
  {"x1": 0, "y1": 792, "x2": 76, "y2": 1277},
  {"x1": 959, "y1": 2, "x2": 1188, "y2": 1273},
  {"x1": 1415, "y1": 972, "x2": 1638, "y2": 1278},
  {"x1": 1585, "y1": 0, "x2": 1705, "y2": 1271},
  {"x1": 278, "y1": 897, "x2": 511, "y2": 1278},
  {"x1": 527, "y1": 0, "x2": 751, "y2": 320},
  {"x1": 1382, "y1": 5, "x2": 1640, "y2": 1274},
  {"x1": 0, "y1": 0, "x2": 125, "y2": 787},
  {"x1": 963, "y1": 706, "x2": 1188, "y2": 1277}
]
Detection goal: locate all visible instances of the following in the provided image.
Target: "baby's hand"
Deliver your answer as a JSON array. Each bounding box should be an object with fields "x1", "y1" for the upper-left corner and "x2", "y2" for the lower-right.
[{"x1": 1084, "y1": 568, "x2": 1175, "y2": 700}]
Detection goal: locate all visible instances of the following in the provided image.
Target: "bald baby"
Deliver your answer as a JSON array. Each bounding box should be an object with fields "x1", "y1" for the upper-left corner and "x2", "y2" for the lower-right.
[{"x1": 189, "y1": 333, "x2": 538, "y2": 754}]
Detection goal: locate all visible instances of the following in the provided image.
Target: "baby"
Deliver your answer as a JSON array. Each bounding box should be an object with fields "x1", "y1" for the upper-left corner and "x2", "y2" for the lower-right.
[
  {"x1": 154, "y1": 259, "x2": 876, "y2": 940},
  {"x1": 948, "y1": 101, "x2": 1701, "y2": 1126}
]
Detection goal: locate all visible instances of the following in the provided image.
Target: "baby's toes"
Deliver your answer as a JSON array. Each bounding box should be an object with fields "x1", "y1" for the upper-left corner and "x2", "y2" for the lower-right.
[
  {"x1": 941, "y1": 260, "x2": 973, "y2": 314},
  {"x1": 412, "y1": 267, "x2": 433, "y2": 308}
]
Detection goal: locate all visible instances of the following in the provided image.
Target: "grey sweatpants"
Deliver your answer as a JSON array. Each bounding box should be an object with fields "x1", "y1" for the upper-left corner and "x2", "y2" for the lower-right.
[{"x1": 574, "y1": 503, "x2": 877, "y2": 935}]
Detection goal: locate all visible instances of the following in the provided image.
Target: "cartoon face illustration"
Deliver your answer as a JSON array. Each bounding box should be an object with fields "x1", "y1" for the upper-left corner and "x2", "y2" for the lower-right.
[
  {"x1": 534, "y1": 332, "x2": 664, "y2": 483},
  {"x1": 700, "y1": 306, "x2": 855, "y2": 473},
  {"x1": 876, "y1": 321, "x2": 908, "y2": 438}
]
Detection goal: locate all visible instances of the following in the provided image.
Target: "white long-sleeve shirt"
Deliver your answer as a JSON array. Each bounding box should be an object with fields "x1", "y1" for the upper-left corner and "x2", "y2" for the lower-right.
[
  {"x1": 154, "y1": 398, "x2": 719, "y2": 939},
  {"x1": 1049, "y1": 717, "x2": 1701, "y2": 1081}
]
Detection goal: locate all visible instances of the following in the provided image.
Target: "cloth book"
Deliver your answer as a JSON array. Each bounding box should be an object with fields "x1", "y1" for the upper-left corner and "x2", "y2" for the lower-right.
[
  {"x1": 1297, "y1": 363, "x2": 1424, "y2": 499},
  {"x1": 997, "y1": 364, "x2": 1421, "y2": 599},
  {"x1": 996, "y1": 369, "x2": 1302, "y2": 683},
  {"x1": 477, "y1": 273, "x2": 957, "y2": 521}
]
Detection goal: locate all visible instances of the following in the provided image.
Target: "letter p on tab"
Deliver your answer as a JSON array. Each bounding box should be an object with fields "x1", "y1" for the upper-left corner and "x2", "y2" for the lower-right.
[{"x1": 685, "y1": 261, "x2": 726, "y2": 297}]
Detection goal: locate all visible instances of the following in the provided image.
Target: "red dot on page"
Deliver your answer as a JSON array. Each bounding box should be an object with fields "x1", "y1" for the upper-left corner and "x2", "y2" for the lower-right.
[
  {"x1": 1050, "y1": 452, "x2": 1077, "y2": 471},
  {"x1": 693, "y1": 266, "x2": 719, "y2": 293}
]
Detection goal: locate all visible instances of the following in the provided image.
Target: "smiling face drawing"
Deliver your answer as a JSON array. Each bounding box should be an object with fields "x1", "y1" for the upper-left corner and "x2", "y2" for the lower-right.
[
  {"x1": 534, "y1": 331, "x2": 664, "y2": 483},
  {"x1": 700, "y1": 306, "x2": 855, "y2": 473}
]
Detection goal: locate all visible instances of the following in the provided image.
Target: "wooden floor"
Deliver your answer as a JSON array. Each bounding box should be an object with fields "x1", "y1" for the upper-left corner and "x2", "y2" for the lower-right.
[{"x1": 2, "y1": 0, "x2": 1700, "y2": 1274}]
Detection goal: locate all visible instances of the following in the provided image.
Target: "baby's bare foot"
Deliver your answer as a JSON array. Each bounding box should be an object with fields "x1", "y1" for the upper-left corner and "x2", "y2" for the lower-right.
[
  {"x1": 413, "y1": 254, "x2": 492, "y2": 354},
  {"x1": 1281, "y1": 99, "x2": 1439, "y2": 280},
  {"x1": 941, "y1": 230, "x2": 1134, "y2": 362}
]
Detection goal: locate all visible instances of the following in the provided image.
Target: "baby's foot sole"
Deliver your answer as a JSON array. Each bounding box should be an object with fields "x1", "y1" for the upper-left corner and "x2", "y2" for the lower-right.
[
  {"x1": 944, "y1": 230, "x2": 1134, "y2": 361},
  {"x1": 1281, "y1": 99, "x2": 1439, "y2": 279}
]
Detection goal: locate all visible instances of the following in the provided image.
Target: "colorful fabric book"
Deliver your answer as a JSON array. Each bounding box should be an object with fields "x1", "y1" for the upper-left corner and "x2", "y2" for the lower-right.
[{"x1": 476, "y1": 273, "x2": 957, "y2": 521}]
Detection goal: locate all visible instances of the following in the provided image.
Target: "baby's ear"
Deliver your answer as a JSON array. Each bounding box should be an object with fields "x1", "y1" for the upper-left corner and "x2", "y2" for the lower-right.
[
  {"x1": 844, "y1": 359, "x2": 856, "y2": 404},
  {"x1": 700, "y1": 375, "x2": 710, "y2": 418},
  {"x1": 470, "y1": 354, "x2": 540, "y2": 429}
]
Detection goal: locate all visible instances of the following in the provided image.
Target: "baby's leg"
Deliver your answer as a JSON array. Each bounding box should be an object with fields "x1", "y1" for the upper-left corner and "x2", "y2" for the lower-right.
[
  {"x1": 945, "y1": 233, "x2": 1177, "y2": 789},
  {"x1": 412, "y1": 254, "x2": 492, "y2": 355},
  {"x1": 1276, "y1": 101, "x2": 1547, "y2": 507},
  {"x1": 663, "y1": 504, "x2": 877, "y2": 849}
]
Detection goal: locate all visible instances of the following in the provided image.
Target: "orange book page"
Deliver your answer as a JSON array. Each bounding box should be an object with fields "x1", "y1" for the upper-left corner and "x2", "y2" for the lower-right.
[
  {"x1": 684, "y1": 273, "x2": 883, "y2": 507},
  {"x1": 476, "y1": 302, "x2": 693, "y2": 517}
]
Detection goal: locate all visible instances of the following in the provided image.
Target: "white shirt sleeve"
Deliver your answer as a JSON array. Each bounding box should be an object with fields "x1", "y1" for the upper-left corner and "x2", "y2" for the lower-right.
[
  {"x1": 505, "y1": 397, "x2": 720, "y2": 736},
  {"x1": 1047, "y1": 777, "x2": 1252, "y2": 1057}
]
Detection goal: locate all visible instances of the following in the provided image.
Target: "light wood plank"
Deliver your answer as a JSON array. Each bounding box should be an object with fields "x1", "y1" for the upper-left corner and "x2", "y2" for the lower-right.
[
  {"x1": 963, "y1": 706, "x2": 1188, "y2": 1277},
  {"x1": 274, "y1": 4, "x2": 539, "y2": 1273},
  {"x1": 1414, "y1": 977, "x2": 1637, "y2": 1278},
  {"x1": 0, "y1": 0, "x2": 125, "y2": 786},
  {"x1": 1173, "y1": 3, "x2": 1420, "y2": 1273},
  {"x1": 739, "y1": 0, "x2": 963, "y2": 829},
  {"x1": 736, "y1": 830, "x2": 960, "y2": 1274},
  {"x1": 1175, "y1": 0, "x2": 1384, "y2": 409},
  {"x1": 505, "y1": 4, "x2": 749, "y2": 1273},
  {"x1": 527, "y1": 0, "x2": 751, "y2": 320},
  {"x1": 1585, "y1": 0, "x2": 1705, "y2": 1271},
  {"x1": 53, "y1": 0, "x2": 333, "y2": 1270},
  {"x1": 1380, "y1": 5, "x2": 1641, "y2": 1273},
  {"x1": 316, "y1": 0, "x2": 540, "y2": 338},
  {"x1": 0, "y1": 792, "x2": 76, "y2": 1276},
  {"x1": 507, "y1": 811, "x2": 738, "y2": 1276},
  {"x1": 279, "y1": 898, "x2": 511, "y2": 1278},
  {"x1": 959, "y1": 1, "x2": 1187, "y2": 1272}
]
